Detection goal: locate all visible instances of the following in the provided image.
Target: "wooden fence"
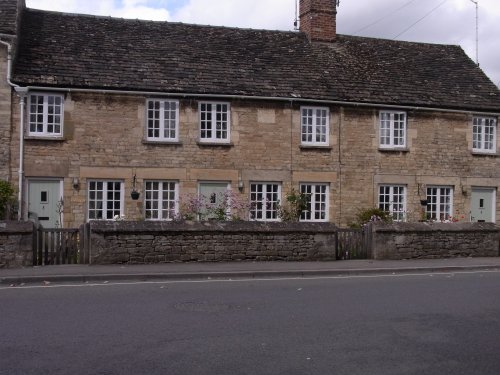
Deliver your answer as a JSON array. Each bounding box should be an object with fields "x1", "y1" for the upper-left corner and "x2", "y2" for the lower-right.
[
  {"x1": 335, "y1": 225, "x2": 372, "y2": 260},
  {"x1": 33, "y1": 225, "x2": 91, "y2": 266}
]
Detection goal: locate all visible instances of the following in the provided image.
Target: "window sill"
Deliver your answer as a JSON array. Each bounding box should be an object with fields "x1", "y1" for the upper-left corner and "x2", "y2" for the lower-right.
[
  {"x1": 142, "y1": 140, "x2": 183, "y2": 146},
  {"x1": 300, "y1": 144, "x2": 332, "y2": 151},
  {"x1": 378, "y1": 147, "x2": 409, "y2": 153},
  {"x1": 24, "y1": 136, "x2": 65, "y2": 142},
  {"x1": 471, "y1": 151, "x2": 498, "y2": 157},
  {"x1": 197, "y1": 141, "x2": 233, "y2": 148}
]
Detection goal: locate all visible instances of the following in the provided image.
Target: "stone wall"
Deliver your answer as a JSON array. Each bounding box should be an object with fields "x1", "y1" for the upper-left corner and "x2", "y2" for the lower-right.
[
  {"x1": 0, "y1": 221, "x2": 34, "y2": 268},
  {"x1": 6, "y1": 92, "x2": 500, "y2": 228},
  {"x1": 371, "y1": 222, "x2": 500, "y2": 260},
  {"x1": 89, "y1": 221, "x2": 338, "y2": 264}
]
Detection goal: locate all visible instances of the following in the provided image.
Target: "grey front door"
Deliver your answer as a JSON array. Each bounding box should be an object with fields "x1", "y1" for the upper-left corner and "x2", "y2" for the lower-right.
[
  {"x1": 470, "y1": 188, "x2": 495, "y2": 223},
  {"x1": 28, "y1": 180, "x2": 62, "y2": 227}
]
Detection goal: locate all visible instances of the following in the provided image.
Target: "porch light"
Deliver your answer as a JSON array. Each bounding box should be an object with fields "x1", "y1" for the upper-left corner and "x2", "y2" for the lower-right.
[{"x1": 72, "y1": 177, "x2": 80, "y2": 190}]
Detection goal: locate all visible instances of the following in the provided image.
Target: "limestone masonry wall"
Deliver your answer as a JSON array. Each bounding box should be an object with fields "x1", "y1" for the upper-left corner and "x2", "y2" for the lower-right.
[
  {"x1": 89, "y1": 221, "x2": 338, "y2": 264},
  {"x1": 7, "y1": 92, "x2": 500, "y2": 228},
  {"x1": 372, "y1": 222, "x2": 500, "y2": 260},
  {"x1": 0, "y1": 221, "x2": 34, "y2": 268}
]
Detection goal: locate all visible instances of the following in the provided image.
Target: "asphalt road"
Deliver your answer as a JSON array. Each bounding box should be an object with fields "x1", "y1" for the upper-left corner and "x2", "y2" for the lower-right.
[{"x1": 1, "y1": 271, "x2": 500, "y2": 375}]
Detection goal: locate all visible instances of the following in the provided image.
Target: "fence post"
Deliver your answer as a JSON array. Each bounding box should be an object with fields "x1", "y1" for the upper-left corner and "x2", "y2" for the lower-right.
[{"x1": 334, "y1": 230, "x2": 339, "y2": 260}]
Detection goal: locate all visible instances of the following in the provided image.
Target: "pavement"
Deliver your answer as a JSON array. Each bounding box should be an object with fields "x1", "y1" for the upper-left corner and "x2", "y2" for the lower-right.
[{"x1": 1, "y1": 257, "x2": 500, "y2": 285}]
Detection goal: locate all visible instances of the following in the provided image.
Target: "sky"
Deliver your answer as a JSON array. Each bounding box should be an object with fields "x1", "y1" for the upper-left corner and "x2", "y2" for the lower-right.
[{"x1": 25, "y1": 0, "x2": 500, "y2": 88}]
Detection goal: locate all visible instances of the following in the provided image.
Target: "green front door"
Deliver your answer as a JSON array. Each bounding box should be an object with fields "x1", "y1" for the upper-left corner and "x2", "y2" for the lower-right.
[
  {"x1": 28, "y1": 180, "x2": 62, "y2": 228},
  {"x1": 198, "y1": 182, "x2": 230, "y2": 220},
  {"x1": 471, "y1": 188, "x2": 495, "y2": 223}
]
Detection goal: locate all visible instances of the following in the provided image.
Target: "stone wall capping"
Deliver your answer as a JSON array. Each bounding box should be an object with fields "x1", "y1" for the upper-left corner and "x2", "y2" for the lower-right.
[
  {"x1": 372, "y1": 222, "x2": 499, "y2": 233},
  {"x1": 0, "y1": 221, "x2": 35, "y2": 234},
  {"x1": 89, "y1": 220, "x2": 338, "y2": 234}
]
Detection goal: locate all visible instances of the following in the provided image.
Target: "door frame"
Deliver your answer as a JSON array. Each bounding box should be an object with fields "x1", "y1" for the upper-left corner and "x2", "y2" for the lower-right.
[
  {"x1": 470, "y1": 187, "x2": 496, "y2": 223},
  {"x1": 26, "y1": 178, "x2": 64, "y2": 227}
]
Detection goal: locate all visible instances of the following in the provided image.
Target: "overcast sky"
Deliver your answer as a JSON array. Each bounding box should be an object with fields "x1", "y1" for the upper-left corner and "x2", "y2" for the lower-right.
[{"x1": 26, "y1": 0, "x2": 500, "y2": 88}]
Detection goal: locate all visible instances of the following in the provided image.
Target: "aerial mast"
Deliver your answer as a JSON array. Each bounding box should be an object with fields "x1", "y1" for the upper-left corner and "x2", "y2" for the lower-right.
[{"x1": 470, "y1": 0, "x2": 479, "y2": 66}]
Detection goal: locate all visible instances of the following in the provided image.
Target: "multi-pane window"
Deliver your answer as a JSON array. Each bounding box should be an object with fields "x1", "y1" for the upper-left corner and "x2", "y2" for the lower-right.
[
  {"x1": 199, "y1": 102, "x2": 230, "y2": 143},
  {"x1": 88, "y1": 181, "x2": 123, "y2": 220},
  {"x1": 300, "y1": 183, "x2": 329, "y2": 222},
  {"x1": 144, "y1": 181, "x2": 178, "y2": 220},
  {"x1": 473, "y1": 116, "x2": 497, "y2": 153},
  {"x1": 379, "y1": 111, "x2": 406, "y2": 148},
  {"x1": 426, "y1": 186, "x2": 453, "y2": 221},
  {"x1": 301, "y1": 107, "x2": 329, "y2": 145},
  {"x1": 250, "y1": 183, "x2": 281, "y2": 221},
  {"x1": 146, "y1": 99, "x2": 179, "y2": 141},
  {"x1": 28, "y1": 94, "x2": 64, "y2": 136},
  {"x1": 378, "y1": 185, "x2": 406, "y2": 222}
]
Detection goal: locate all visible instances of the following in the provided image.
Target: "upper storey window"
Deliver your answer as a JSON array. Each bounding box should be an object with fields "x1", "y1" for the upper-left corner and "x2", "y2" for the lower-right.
[
  {"x1": 199, "y1": 102, "x2": 230, "y2": 143},
  {"x1": 379, "y1": 111, "x2": 406, "y2": 149},
  {"x1": 146, "y1": 99, "x2": 179, "y2": 142},
  {"x1": 301, "y1": 107, "x2": 329, "y2": 146},
  {"x1": 28, "y1": 94, "x2": 64, "y2": 137},
  {"x1": 473, "y1": 116, "x2": 497, "y2": 154}
]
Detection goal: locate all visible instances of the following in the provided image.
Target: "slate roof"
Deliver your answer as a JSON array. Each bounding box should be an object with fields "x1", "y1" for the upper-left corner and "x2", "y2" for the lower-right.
[
  {"x1": 12, "y1": 8, "x2": 500, "y2": 112},
  {"x1": 0, "y1": 0, "x2": 19, "y2": 35}
]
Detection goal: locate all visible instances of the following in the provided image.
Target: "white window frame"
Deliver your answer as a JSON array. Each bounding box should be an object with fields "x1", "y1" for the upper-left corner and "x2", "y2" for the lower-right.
[
  {"x1": 426, "y1": 186, "x2": 453, "y2": 222},
  {"x1": 28, "y1": 93, "x2": 64, "y2": 137},
  {"x1": 199, "y1": 101, "x2": 231, "y2": 143},
  {"x1": 472, "y1": 116, "x2": 497, "y2": 154},
  {"x1": 300, "y1": 106, "x2": 329, "y2": 146},
  {"x1": 379, "y1": 110, "x2": 407, "y2": 149},
  {"x1": 87, "y1": 180, "x2": 124, "y2": 221},
  {"x1": 299, "y1": 183, "x2": 329, "y2": 222},
  {"x1": 249, "y1": 182, "x2": 281, "y2": 222},
  {"x1": 146, "y1": 99, "x2": 180, "y2": 142},
  {"x1": 378, "y1": 185, "x2": 407, "y2": 222},
  {"x1": 144, "y1": 181, "x2": 179, "y2": 221}
]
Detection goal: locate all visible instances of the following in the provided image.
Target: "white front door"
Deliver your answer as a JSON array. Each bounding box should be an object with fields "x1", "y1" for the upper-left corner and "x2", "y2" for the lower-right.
[
  {"x1": 28, "y1": 180, "x2": 63, "y2": 228},
  {"x1": 470, "y1": 188, "x2": 496, "y2": 223}
]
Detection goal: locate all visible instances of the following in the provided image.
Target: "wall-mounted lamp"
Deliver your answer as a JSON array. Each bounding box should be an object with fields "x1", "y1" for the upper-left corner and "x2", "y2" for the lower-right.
[
  {"x1": 238, "y1": 175, "x2": 244, "y2": 192},
  {"x1": 131, "y1": 174, "x2": 140, "y2": 200},
  {"x1": 72, "y1": 177, "x2": 80, "y2": 190}
]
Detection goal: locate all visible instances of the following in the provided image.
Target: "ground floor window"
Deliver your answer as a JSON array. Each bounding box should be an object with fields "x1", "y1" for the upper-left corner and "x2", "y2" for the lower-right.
[
  {"x1": 378, "y1": 185, "x2": 406, "y2": 221},
  {"x1": 250, "y1": 183, "x2": 281, "y2": 221},
  {"x1": 88, "y1": 180, "x2": 123, "y2": 220},
  {"x1": 426, "y1": 186, "x2": 453, "y2": 221},
  {"x1": 300, "y1": 183, "x2": 329, "y2": 222},
  {"x1": 145, "y1": 181, "x2": 178, "y2": 220}
]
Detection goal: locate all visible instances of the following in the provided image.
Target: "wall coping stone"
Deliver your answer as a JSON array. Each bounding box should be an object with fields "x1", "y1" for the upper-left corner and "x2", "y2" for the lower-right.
[
  {"x1": 0, "y1": 221, "x2": 35, "y2": 234},
  {"x1": 372, "y1": 222, "x2": 499, "y2": 234},
  {"x1": 89, "y1": 220, "x2": 338, "y2": 234}
]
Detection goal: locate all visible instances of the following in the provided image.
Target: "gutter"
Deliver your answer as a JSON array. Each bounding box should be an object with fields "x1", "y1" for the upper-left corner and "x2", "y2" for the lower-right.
[
  {"x1": 18, "y1": 85, "x2": 500, "y2": 117},
  {"x1": 0, "y1": 38, "x2": 27, "y2": 221}
]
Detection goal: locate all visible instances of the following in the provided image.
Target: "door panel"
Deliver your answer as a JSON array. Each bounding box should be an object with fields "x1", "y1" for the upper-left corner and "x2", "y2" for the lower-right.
[
  {"x1": 470, "y1": 188, "x2": 495, "y2": 223},
  {"x1": 28, "y1": 180, "x2": 62, "y2": 228}
]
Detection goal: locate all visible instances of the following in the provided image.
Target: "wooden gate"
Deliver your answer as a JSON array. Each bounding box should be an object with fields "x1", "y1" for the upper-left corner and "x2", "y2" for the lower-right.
[
  {"x1": 33, "y1": 225, "x2": 90, "y2": 266},
  {"x1": 335, "y1": 225, "x2": 372, "y2": 260}
]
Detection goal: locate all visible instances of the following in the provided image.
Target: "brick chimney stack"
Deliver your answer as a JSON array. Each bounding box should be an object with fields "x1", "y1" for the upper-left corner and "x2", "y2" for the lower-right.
[{"x1": 299, "y1": 0, "x2": 337, "y2": 43}]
